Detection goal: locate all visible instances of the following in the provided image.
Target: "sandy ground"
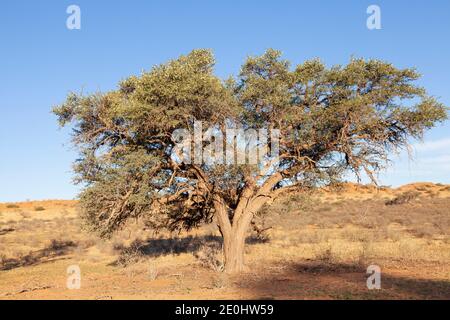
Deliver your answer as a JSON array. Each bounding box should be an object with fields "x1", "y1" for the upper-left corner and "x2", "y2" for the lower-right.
[{"x1": 1, "y1": 183, "x2": 449, "y2": 299}]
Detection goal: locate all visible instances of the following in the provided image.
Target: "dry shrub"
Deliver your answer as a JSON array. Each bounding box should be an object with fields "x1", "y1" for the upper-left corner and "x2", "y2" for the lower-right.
[
  {"x1": 20, "y1": 211, "x2": 32, "y2": 219},
  {"x1": 386, "y1": 191, "x2": 420, "y2": 206},
  {"x1": 357, "y1": 239, "x2": 375, "y2": 266},
  {"x1": 147, "y1": 263, "x2": 159, "y2": 280},
  {"x1": 116, "y1": 239, "x2": 145, "y2": 267},
  {"x1": 0, "y1": 253, "x2": 7, "y2": 266},
  {"x1": 6, "y1": 204, "x2": 19, "y2": 209},
  {"x1": 316, "y1": 248, "x2": 333, "y2": 263},
  {"x1": 193, "y1": 242, "x2": 223, "y2": 271},
  {"x1": 211, "y1": 274, "x2": 229, "y2": 288},
  {"x1": 34, "y1": 206, "x2": 46, "y2": 211},
  {"x1": 48, "y1": 239, "x2": 77, "y2": 251},
  {"x1": 314, "y1": 243, "x2": 335, "y2": 263}
]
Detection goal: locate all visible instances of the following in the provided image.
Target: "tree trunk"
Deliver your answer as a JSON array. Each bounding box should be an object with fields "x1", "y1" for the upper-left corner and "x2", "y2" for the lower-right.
[
  {"x1": 222, "y1": 224, "x2": 247, "y2": 273},
  {"x1": 221, "y1": 207, "x2": 254, "y2": 273},
  {"x1": 213, "y1": 181, "x2": 277, "y2": 273}
]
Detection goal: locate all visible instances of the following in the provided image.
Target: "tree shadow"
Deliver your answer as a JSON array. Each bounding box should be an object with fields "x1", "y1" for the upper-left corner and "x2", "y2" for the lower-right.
[
  {"x1": 0, "y1": 240, "x2": 77, "y2": 271},
  {"x1": 111, "y1": 234, "x2": 268, "y2": 266},
  {"x1": 236, "y1": 260, "x2": 450, "y2": 300},
  {"x1": 294, "y1": 260, "x2": 366, "y2": 274},
  {"x1": 380, "y1": 274, "x2": 450, "y2": 299}
]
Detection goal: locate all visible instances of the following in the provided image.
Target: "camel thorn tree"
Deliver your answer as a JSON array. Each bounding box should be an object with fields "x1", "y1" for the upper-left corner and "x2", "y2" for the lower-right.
[{"x1": 54, "y1": 49, "x2": 447, "y2": 273}]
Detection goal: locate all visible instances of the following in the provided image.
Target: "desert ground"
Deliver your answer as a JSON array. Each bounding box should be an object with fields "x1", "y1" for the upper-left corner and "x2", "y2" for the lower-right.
[{"x1": 0, "y1": 182, "x2": 449, "y2": 300}]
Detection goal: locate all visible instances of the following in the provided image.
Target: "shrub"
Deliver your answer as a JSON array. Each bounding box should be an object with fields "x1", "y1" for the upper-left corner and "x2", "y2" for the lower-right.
[
  {"x1": 48, "y1": 239, "x2": 77, "y2": 251},
  {"x1": 147, "y1": 263, "x2": 159, "y2": 280},
  {"x1": 117, "y1": 245, "x2": 144, "y2": 267},
  {"x1": 194, "y1": 242, "x2": 223, "y2": 271},
  {"x1": 386, "y1": 191, "x2": 420, "y2": 206}
]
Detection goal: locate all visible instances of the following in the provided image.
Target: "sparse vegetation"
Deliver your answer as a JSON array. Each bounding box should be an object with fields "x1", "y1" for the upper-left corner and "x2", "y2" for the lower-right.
[
  {"x1": 386, "y1": 191, "x2": 420, "y2": 206},
  {"x1": 115, "y1": 240, "x2": 145, "y2": 267},
  {"x1": 194, "y1": 242, "x2": 223, "y2": 272},
  {"x1": 0, "y1": 185, "x2": 449, "y2": 299}
]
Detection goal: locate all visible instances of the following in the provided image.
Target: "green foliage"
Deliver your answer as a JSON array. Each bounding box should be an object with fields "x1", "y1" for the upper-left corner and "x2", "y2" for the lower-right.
[{"x1": 53, "y1": 49, "x2": 447, "y2": 237}]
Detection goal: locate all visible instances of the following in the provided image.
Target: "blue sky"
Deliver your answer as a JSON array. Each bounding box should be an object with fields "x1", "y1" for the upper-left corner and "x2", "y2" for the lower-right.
[{"x1": 1, "y1": 0, "x2": 449, "y2": 202}]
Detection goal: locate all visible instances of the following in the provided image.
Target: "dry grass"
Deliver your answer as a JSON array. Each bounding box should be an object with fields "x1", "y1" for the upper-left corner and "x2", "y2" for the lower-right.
[{"x1": 0, "y1": 183, "x2": 449, "y2": 299}]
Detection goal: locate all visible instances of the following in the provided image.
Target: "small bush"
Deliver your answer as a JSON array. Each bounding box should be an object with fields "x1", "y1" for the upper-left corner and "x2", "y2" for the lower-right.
[
  {"x1": 116, "y1": 240, "x2": 144, "y2": 267},
  {"x1": 6, "y1": 204, "x2": 19, "y2": 209},
  {"x1": 34, "y1": 206, "x2": 46, "y2": 211},
  {"x1": 48, "y1": 239, "x2": 77, "y2": 251},
  {"x1": 147, "y1": 263, "x2": 159, "y2": 280},
  {"x1": 314, "y1": 245, "x2": 334, "y2": 263},
  {"x1": 386, "y1": 191, "x2": 420, "y2": 206},
  {"x1": 20, "y1": 211, "x2": 31, "y2": 219},
  {"x1": 194, "y1": 243, "x2": 223, "y2": 271}
]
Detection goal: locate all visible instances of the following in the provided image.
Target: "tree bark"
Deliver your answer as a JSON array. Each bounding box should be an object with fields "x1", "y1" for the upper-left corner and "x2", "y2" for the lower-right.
[
  {"x1": 214, "y1": 174, "x2": 283, "y2": 273},
  {"x1": 220, "y1": 205, "x2": 256, "y2": 273},
  {"x1": 222, "y1": 217, "x2": 249, "y2": 273},
  {"x1": 222, "y1": 230, "x2": 245, "y2": 273}
]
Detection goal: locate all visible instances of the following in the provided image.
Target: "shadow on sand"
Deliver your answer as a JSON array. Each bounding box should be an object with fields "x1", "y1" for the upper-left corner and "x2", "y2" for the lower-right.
[
  {"x1": 0, "y1": 240, "x2": 77, "y2": 271},
  {"x1": 235, "y1": 260, "x2": 450, "y2": 299}
]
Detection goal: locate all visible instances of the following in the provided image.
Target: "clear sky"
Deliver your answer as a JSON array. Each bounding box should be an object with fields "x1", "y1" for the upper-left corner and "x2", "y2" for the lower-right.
[{"x1": 1, "y1": 0, "x2": 449, "y2": 202}]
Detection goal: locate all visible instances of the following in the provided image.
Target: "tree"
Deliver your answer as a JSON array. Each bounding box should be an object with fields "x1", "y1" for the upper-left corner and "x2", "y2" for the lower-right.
[{"x1": 54, "y1": 49, "x2": 447, "y2": 273}]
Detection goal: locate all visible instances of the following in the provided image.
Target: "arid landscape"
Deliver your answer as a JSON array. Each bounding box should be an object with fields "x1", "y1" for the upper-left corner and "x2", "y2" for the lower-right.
[{"x1": 1, "y1": 182, "x2": 449, "y2": 300}]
